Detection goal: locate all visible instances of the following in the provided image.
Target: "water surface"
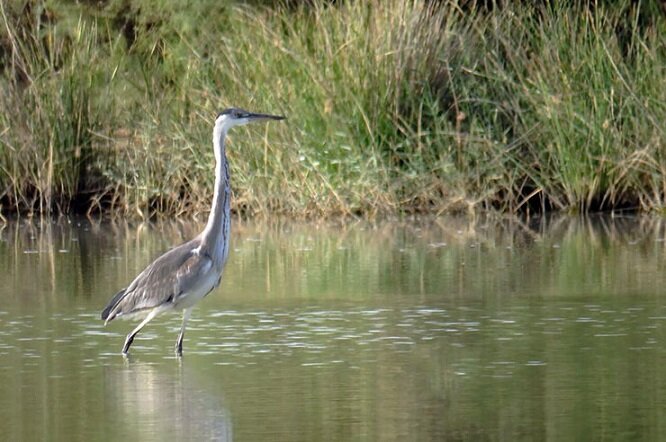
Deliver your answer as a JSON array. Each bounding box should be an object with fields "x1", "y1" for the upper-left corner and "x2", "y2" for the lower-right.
[{"x1": 1, "y1": 216, "x2": 666, "y2": 440}]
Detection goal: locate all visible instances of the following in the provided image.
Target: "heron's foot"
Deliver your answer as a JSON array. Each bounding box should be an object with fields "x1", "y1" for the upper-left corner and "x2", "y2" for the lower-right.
[
  {"x1": 122, "y1": 334, "x2": 135, "y2": 355},
  {"x1": 175, "y1": 331, "x2": 185, "y2": 356}
]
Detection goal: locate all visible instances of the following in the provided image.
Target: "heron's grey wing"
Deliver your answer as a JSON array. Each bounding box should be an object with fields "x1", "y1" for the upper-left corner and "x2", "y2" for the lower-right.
[{"x1": 102, "y1": 239, "x2": 212, "y2": 321}]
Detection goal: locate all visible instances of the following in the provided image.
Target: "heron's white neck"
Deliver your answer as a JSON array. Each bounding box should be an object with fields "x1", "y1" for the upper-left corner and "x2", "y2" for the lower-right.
[{"x1": 200, "y1": 124, "x2": 231, "y2": 267}]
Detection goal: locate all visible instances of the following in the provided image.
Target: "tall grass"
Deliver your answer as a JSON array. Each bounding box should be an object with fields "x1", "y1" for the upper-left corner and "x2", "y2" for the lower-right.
[
  {"x1": 0, "y1": 3, "x2": 114, "y2": 215},
  {"x1": 0, "y1": 1, "x2": 665, "y2": 219}
]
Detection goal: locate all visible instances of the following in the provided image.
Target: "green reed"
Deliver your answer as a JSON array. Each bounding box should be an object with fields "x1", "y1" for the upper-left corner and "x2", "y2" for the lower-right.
[{"x1": 0, "y1": 1, "x2": 664, "y2": 219}]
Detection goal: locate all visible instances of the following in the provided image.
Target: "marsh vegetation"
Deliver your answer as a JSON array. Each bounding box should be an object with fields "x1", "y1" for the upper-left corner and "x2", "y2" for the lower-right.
[{"x1": 1, "y1": 1, "x2": 664, "y2": 218}]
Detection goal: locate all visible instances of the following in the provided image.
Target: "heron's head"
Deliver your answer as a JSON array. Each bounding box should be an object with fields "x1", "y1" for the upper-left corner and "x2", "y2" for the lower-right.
[{"x1": 215, "y1": 108, "x2": 285, "y2": 132}]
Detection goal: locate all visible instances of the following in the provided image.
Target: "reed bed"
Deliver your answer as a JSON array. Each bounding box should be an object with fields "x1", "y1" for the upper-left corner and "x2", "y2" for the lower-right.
[{"x1": 0, "y1": 1, "x2": 664, "y2": 219}]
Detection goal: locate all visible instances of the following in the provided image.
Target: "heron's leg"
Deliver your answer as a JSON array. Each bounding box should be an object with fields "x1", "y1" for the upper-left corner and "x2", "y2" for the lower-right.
[
  {"x1": 122, "y1": 309, "x2": 159, "y2": 355},
  {"x1": 175, "y1": 308, "x2": 192, "y2": 356}
]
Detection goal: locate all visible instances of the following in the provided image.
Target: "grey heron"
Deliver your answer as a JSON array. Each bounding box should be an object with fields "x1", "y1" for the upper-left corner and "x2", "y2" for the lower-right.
[{"x1": 101, "y1": 108, "x2": 285, "y2": 356}]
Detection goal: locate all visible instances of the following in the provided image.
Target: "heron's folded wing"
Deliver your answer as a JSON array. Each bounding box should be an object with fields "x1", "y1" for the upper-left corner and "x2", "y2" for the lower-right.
[
  {"x1": 173, "y1": 250, "x2": 213, "y2": 301},
  {"x1": 105, "y1": 240, "x2": 211, "y2": 319}
]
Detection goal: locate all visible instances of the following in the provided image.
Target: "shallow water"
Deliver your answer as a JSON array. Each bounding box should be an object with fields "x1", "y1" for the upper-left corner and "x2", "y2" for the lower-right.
[{"x1": 1, "y1": 216, "x2": 666, "y2": 440}]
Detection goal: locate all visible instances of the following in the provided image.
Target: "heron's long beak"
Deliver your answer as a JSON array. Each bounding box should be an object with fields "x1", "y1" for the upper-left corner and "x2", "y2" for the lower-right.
[{"x1": 245, "y1": 112, "x2": 286, "y2": 121}]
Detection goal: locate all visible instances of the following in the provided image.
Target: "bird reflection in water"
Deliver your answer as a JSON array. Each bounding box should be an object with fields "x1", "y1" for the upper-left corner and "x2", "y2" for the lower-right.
[{"x1": 103, "y1": 361, "x2": 232, "y2": 441}]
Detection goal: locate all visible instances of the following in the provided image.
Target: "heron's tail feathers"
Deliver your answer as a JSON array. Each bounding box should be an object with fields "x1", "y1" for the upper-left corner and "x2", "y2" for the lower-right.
[{"x1": 101, "y1": 288, "x2": 127, "y2": 323}]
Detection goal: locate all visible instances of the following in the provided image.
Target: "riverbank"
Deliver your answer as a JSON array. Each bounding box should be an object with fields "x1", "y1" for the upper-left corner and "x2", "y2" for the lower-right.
[{"x1": 1, "y1": 1, "x2": 664, "y2": 219}]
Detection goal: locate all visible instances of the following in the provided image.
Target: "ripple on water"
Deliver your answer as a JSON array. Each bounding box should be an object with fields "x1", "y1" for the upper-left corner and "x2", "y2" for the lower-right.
[{"x1": 2, "y1": 300, "x2": 663, "y2": 374}]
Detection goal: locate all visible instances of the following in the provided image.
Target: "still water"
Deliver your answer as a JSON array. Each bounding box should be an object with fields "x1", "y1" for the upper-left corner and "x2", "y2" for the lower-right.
[{"x1": 1, "y1": 216, "x2": 666, "y2": 440}]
